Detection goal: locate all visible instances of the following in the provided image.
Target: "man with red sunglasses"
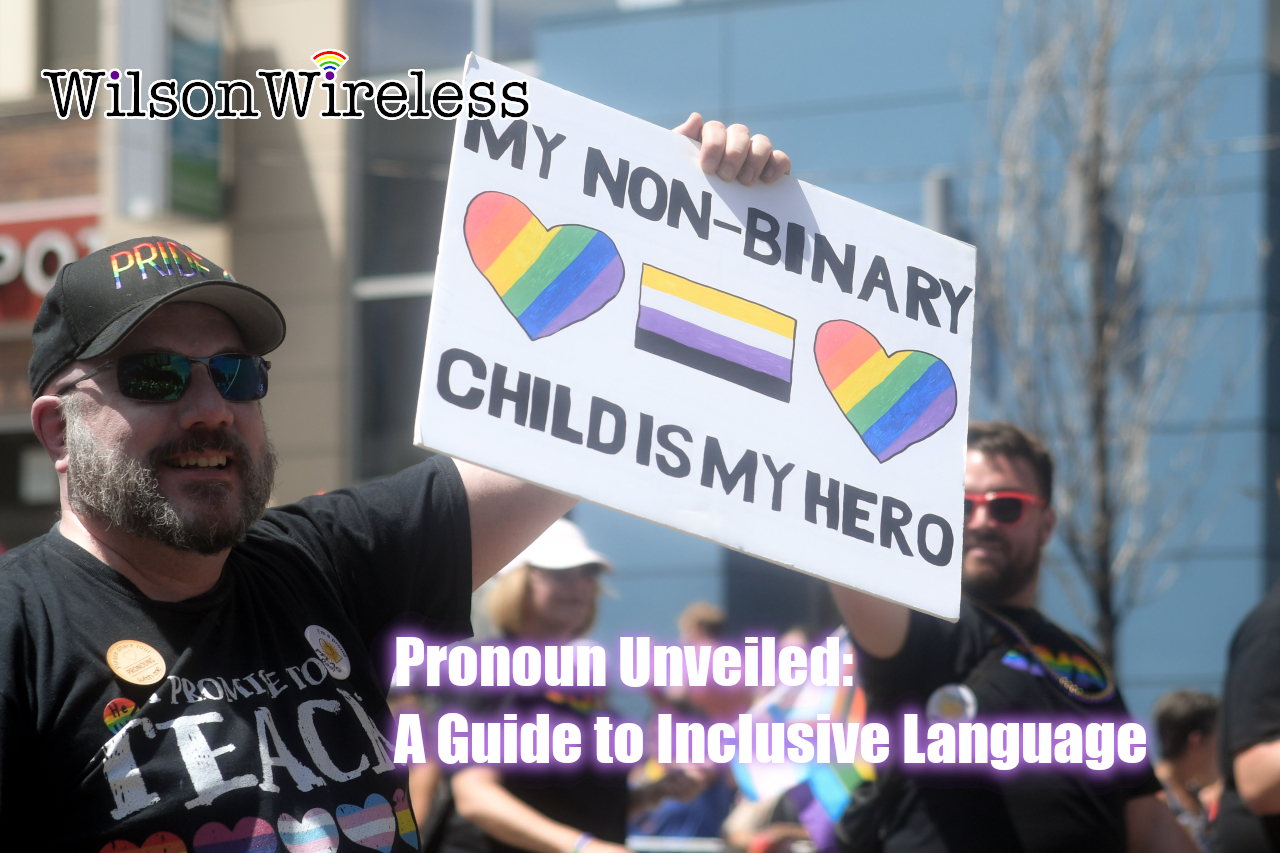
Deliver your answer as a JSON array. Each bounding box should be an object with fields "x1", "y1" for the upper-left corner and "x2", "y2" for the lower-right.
[
  {"x1": 832, "y1": 421, "x2": 1193, "y2": 853},
  {"x1": 0, "y1": 119, "x2": 789, "y2": 852}
]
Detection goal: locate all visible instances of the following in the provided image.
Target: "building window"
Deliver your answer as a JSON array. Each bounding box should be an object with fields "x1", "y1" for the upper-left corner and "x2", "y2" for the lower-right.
[
  {"x1": 43, "y1": 0, "x2": 98, "y2": 72},
  {"x1": 360, "y1": 0, "x2": 475, "y2": 75},
  {"x1": 361, "y1": 114, "x2": 453, "y2": 278},
  {"x1": 355, "y1": 112, "x2": 454, "y2": 480},
  {"x1": 357, "y1": 294, "x2": 433, "y2": 480}
]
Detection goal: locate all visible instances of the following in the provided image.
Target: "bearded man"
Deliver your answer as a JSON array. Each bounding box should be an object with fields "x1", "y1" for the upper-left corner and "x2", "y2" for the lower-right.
[
  {"x1": 831, "y1": 422, "x2": 1195, "y2": 853},
  {"x1": 0, "y1": 117, "x2": 789, "y2": 852}
]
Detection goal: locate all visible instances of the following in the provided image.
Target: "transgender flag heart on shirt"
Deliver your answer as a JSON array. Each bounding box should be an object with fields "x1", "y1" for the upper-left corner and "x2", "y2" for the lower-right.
[
  {"x1": 277, "y1": 808, "x2": 339, "y2": 853},
  {"x1": 336, "y1": 794, "x2": 397, "y2": 852}
]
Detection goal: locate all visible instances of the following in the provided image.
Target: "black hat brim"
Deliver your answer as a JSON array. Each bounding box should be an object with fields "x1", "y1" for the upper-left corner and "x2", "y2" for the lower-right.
[{"x1": 79, "y1": 280, "x2": 287, "y2": 361}]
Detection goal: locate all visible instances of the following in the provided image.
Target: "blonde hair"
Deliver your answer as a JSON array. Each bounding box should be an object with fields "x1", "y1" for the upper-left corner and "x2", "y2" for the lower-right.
[
  {"x1": 678, "y1": 601, "x2": 726, "y2": 639},
  {"x1": 485, "y1": 563, "x2": 600, "y2": 638},
  {"x1": 486, "y1": 564, "x2": 531, "y2": 636}
]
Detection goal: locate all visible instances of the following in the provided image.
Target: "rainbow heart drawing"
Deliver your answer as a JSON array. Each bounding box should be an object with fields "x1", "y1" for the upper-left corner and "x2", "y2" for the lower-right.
[
  {"x1": 336, "y1": 793, "x2": 397, "y2": 852},
  {"x1": 278, "y1": 808, "x2": 339, "y2": 853},
  {"x1": 815, "y1": 320, "x2": 957, "y2": 463},
  {"x1": 193, "y1": 817, "x2": 277, "y2": 853},
  {"x1": 464, "y1": 192, "x2": 625, "y2": 340}
]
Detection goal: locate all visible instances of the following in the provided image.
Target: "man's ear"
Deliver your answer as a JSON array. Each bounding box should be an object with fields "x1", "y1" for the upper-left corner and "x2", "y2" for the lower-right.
[
  {"x1": 31, "y1": 395, "x2": 70, "y2": 473},
  {"x1": 1038, "y1": 505, "x2": 1057, "y2": 549}
]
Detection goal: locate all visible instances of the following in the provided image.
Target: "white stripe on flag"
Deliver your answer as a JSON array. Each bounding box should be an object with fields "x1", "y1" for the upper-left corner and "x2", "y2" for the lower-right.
[{"x1": 639, "y1": 286, "x2": 795, "y2": 359}]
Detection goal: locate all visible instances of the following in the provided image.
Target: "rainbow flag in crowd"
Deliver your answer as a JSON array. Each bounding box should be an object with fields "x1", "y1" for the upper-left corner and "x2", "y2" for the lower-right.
[{"x1": 731, "y1": 630, "x2": 872, "y2": 853}]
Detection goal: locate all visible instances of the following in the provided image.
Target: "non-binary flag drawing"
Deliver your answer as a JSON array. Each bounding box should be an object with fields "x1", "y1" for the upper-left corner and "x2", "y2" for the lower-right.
[
  {"x1": 635, "y1": 264, "x2": 797, "y2": 402},
  {"x1": 464, "y1": 192, "x2": 625, "y2": 340},
  {"x1": 815, "y1": 320, "x2": 957, "y2": 462}
]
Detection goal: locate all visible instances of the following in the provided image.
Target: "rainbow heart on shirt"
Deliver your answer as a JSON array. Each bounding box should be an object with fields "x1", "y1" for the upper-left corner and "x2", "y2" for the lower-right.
[
  {"x1": 193, "y1": 817, "x2": 277, "y2": 853},
  {"x1": 336, "y1": 794, "x2": 397, "y2": 852},
  {"x1": 98, "y1": 833, "x2": 187, "y2": 853},
  {"x1": 464, "y1": 192, "x2": 625, "y2": 340},
  {"x1": 815, "y1": 320, "x2": 957, "y2": 462},
  {"x1": 278, "y1": 808, "x2": 339, "y2": 853},
  {"x1": 393, "y1": 789, "x2": 419, "y2": 849}
]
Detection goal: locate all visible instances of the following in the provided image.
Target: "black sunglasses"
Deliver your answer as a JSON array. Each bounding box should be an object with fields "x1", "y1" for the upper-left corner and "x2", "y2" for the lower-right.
[{"x1": 57, "y1": 352, "x2": 271, "y2": 402}]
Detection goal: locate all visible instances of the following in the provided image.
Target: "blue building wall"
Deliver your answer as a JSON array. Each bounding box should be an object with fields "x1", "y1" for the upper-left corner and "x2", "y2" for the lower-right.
[{"x1": 539, "y1": 0, "x2": 1273, "y2": 729}]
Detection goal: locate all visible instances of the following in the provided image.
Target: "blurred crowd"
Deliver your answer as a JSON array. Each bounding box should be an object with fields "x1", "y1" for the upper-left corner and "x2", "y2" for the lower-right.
[
  {"x1": 389, "y1": 422, "x2": 1269, "y2": 850},
  {"x1": 392, "y1": 510, "x2": 1232, "y2": 853}
]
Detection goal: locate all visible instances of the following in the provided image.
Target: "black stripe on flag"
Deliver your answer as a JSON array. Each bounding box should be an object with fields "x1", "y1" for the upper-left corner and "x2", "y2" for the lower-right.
[{"x1": 635, "y1": 328, "x2": 791, "y2": 402}]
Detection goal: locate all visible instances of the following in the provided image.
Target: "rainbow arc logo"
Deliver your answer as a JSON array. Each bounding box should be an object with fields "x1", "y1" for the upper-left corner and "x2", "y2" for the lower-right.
[{"x1": 311, "y1": 50, "x2": 349, "y2": 80}]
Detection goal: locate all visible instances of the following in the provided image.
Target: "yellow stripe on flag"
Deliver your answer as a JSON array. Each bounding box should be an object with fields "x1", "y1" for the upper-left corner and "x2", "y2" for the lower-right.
[{"x1": 641, "y1": 265, "x2": 795, "y2": 340}]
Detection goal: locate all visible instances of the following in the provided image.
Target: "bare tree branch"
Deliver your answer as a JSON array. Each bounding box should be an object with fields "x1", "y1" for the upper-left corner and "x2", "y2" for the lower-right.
[{"x1": 971, "y1": 0, "x2": 1238, "y2": 661}]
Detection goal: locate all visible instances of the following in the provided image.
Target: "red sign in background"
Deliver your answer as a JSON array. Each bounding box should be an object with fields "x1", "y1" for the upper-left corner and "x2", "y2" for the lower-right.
[{"x1": 0, "y1": 197, "x2": 99, "y2": 323}]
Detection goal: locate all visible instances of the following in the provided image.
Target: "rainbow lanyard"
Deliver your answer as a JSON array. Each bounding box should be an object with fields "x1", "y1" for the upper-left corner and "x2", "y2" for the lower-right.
[{"x1": 974, "y1": 603, "x2": 1117, "y2": 704}]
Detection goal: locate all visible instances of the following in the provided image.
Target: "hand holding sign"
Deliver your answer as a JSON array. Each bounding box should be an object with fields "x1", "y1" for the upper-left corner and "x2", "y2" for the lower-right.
[
  {"x1": 418, "y1": 56, "x2": 975, "y2": 619},
  {"x1": 673, "y1": 112, "x2": 792, "y2": 186}
]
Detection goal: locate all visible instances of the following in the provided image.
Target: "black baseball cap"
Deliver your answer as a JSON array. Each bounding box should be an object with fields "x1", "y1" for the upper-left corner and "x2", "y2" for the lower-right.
[{"x1": 29, "y1": 236, "x2": 286, "y2": 396}]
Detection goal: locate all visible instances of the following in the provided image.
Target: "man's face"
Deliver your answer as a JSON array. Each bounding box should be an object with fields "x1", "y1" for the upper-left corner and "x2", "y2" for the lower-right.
[
  {"x1": 961, "y1": 450, "x2": 1055, "y2": 605},
  {"x1": 59, "y1": 303, "x2": 276, "y2": 554}
]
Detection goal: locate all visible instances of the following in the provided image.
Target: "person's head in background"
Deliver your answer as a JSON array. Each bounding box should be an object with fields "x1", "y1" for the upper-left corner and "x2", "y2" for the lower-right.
[
  {"x1": 779, "y1": 624, "x2": 813, "y2": 650},
  {"x1": 678, "y1": 601, "x2": 727, "y2": 645},
  {"x1": 964, "y1": 421, "x2": 1057, "y2": 607},
  {"x1": 1154, "y1": 689, "x2": 1221, "y2": 792},
  {"x1": 485, "y1": 518, "x2": 610, "y2": 641}
]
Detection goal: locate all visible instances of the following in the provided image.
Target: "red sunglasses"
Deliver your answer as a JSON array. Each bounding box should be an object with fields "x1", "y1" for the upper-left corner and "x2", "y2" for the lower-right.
[{"x1": 964, "y1": 490, "x2": 1045, "y2": 525}]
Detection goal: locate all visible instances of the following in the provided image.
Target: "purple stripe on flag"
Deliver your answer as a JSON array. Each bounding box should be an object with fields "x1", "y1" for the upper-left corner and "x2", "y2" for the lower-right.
[
  {"x1": 637, "y1": 306, "x2": 792, "y2": 381},
  {"x1": 539, "y1": 255, "x2": 625, "y2": 336},
  {"x1": 877, "y1": 384, "x2": 957, "y2": 460},
  {"x1": 787, "y1": 783, "x2": 839, "y2": 853}
]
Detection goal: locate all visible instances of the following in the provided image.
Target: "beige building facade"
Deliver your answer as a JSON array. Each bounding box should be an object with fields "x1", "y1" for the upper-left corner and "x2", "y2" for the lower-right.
[{"x1": 0, "y1": 0, "x2": 361, "y2": 542}]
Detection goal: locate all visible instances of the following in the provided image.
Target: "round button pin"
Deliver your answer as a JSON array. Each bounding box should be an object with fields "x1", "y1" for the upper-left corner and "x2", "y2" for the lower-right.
[
  {"x1": 106, "y1": 639, "x2": 167, "y2": 685},
  {"x1": 926, "y1": 683, "x2": 978, "y2": 723},
  {"x1": 305, "y1": 625, "x2": 351, "y2": 680}
]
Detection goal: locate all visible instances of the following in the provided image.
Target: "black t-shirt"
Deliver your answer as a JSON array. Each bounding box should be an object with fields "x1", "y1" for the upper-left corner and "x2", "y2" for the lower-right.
[
  {"x1": 0, "y1": 456, "x2": 472, "y2": 853},
  {"x1": 856, "y1": 601, "x2": 1160, "y2": 853},
  {"x1": 1218, "y1": 583, "x2": 1280, "y2": 852},
  {"x1": 434, "y1": 642, "x2": 630, "y2": 853}
]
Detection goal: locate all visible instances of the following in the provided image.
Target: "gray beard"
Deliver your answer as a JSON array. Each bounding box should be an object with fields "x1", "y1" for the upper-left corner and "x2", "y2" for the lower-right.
[{"x1": 62, "y1": 394, "x2": 277, "y2": 555}]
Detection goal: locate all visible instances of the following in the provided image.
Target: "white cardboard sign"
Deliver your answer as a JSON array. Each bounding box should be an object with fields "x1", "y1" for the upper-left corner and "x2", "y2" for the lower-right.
[{"x1": 416, "y1": 56, "x2": 976, "y2": 619}]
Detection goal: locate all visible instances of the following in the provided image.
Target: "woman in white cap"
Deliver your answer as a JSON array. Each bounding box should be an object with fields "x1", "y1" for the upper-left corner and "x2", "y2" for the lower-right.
[{"x1": 433, "y1": 519, "x2": 632, "y2": 853}]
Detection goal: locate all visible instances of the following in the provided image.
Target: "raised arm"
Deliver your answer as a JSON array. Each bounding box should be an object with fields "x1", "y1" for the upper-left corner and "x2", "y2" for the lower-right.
[
  {"x1": 829, "y1": 584, "x2": 911, "y2": 659},
  {"x1": 456, "y1": 460, "x2": 577, "y2": 591},
  {"x1": 1234, "y1": 739, "x2": 1280, "y2": 815}
]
